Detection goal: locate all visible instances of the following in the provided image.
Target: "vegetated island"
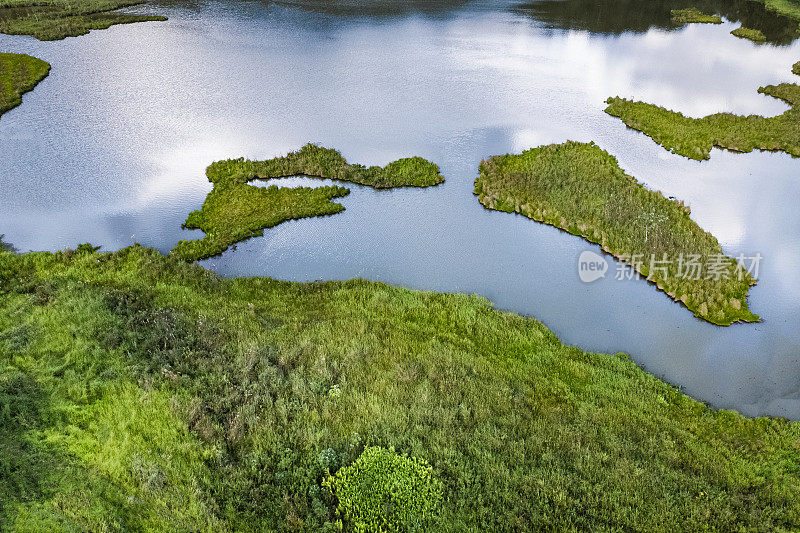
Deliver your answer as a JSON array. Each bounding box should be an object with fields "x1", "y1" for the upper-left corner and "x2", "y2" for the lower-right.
[
  {"x1": 731, "y1": 25, "x2": 768, "y2": 42},
  {"x1": 0, "y1": 0, "x2": 166, "y2": 40},
  {"x1": 474, "y1": 141, "x2": 758, "y2": 326},
  {"x1": 171, "y1": 143, "x2": 444, "y2": 261},
  {"x1": 671, "y1": 8, "x2": 722, "y2": 25},
  {"x1": 605, "y1": 62, "x2": 800, "y2": 160},
  {"x1": 0, "y1": 243, "x2": 797, "y2": 530},
  {"x1": 0, "y1": 53, "x2": 50, "y2": 117}
]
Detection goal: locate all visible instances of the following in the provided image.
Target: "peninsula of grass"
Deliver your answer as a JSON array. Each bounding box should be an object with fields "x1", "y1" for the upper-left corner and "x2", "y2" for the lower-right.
[
  {"x1": 0, "y1": 53, "x2": 50, "y2": 117},
  {"x1": 0, "y1": 0, "x2": 166, "y2": 40},
  {"x1": 731, "y1": 25, "x2": 768, "y2": 42},
  {"x1": 475, "y1": 141, "x2": 758, "y2": 326},
  {"x1": 605, "y1": 62, "x2": 800, "y2": 161},
  {"x1": 0, "y1": 244, "x2": 797, "y2": 531},
  {"x1": 671, "y1": 8, "x2": 722, "y2": 25},
  {"x1": 172, "y1": 144, "x2": 444, "y2": 261}
]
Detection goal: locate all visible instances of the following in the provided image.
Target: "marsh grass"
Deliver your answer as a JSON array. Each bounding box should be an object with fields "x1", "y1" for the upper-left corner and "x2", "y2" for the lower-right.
[
  {"x1": 606, "y1": 62, "x2": 800, "y2": 160},
  {"x1": 0, "y1": 0, "x2": 166, "y2": 40},
  {"x1": 474, "y1": 141, "x2": 758, "y2": 326},
  {"x1": 0, "y1": 53, "x2": 50, "y2": 117},
  {"x1": 0, "y1": 245, "x2": 796, "y2": 530},
  {"x1": 731, "y1": 25, "x2": 769, "y2": 41},
  {"x1": 171, "y1": 144, "x2": 444, "y2": 262},
  {"x1": 671, "y1": 8, "x2": 722, "y2": 24}
]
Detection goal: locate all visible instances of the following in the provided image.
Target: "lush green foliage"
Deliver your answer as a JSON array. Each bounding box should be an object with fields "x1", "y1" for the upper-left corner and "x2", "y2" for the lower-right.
[
  {"x1": 731, "y1": 25, "x2": 768, "y2": 41},
  {"x1": 794, "y1": 60, "x2": 800, "y2": 75},
  {"x1": 606, "y1": 62, "x2": 800, "y2": 160},
  {"x1": 671, "y1": 8, "x2": 722, "y2": 24},
  {"x1": 324, "y1": 447, "x2": 443, "y2": 532},
  {"x1": 0, "y1": 53, "x2": 50, "y2": 117},
  {"x1": 0, "y1": 245, "x2": 797, "y2": 531},
  {"x1": 172, "y1": 144, "x2": 444, "y2": 261},
  {"x1": 475, "y1": 141, "x2": 758, "y2": 325},
  {"x1": 0, "y1": 0, "x2": 166, "y2": 40}
]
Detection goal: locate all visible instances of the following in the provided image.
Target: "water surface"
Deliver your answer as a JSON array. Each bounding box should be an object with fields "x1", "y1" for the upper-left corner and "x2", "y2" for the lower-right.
[{"x1": 1, "y1": 0, "x2": 799, "y2": 417}]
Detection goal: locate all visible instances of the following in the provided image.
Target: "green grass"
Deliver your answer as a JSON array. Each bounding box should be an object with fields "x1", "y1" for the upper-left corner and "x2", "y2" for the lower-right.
[
  {"x1": 758, "y1": 0, "x2": 800, "y2": 23},
  {"x1": 671, "y1": 8, "x2": 722, "y2": 24},
  {"x1": 731, "y1": 26, "x2": 768, "y2": 42},
  {"x1": 474, "y1": 141, "x2": 758, "y2": 326},
  {"x1": 793, "y1": 60, "x2": 800, "y2": 75},
  {"x1": 605, "y1": 62, "x2": 800, "y2": 161},
  {"x1": 0, "y1": 53, "x2": 50, "y2": 117},
  {"x1": 0, "y1": 0, "x2": 166, "y2": 41},
  {"x1": 171, "y1": 144, "x2": 444, "y2": 262},
  {"x1": 0, "y1": 244, "x2": 797, "y2": 531}
]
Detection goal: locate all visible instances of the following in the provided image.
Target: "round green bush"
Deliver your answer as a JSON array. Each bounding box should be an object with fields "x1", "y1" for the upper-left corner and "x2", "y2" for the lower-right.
[{"x1": 324, "y1": 446, "x2": 444, "y2": 532}]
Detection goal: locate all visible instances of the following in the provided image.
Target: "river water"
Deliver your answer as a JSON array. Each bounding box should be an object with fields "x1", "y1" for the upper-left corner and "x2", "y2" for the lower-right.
[{"x1": 1, "y1": 0, "x2": 799, "y2": 417}]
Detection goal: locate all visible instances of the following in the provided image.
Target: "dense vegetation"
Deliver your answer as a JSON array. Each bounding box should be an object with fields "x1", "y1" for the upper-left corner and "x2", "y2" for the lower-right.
[
  {"x1": 474, "y1": 141, "x2": 758, "y2": 326},
  {"x1": 605, "y1": 62, "x2": 800, "y2": 161},
  {"x1": 323, "y1": 447, "x2": 444, "y2": 532},
  {"x1": 670, "y1": 8, "x2": 722, "y2": 24},
  {"x1": 0, "y1": 0, "x2": 165, "y2": 40},
  {"x1": 0, "y1": 53, "x2": 50, "y2": 117},
  {"x1": 172, "y1": 144, "x2": 444, "y2": 261},
  {"x1": 731, "y1": 25, "x2": 768, "y2": 41},
  {"x1": 0, "y1": 245, "x2": 797, "y2": 531}
]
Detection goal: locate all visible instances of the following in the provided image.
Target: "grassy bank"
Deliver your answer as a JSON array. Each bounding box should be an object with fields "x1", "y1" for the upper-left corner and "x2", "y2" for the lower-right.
[
  {"x1": 605, "y1": 62, "x2": 800, "y2": 161},
  {"x1": 731, "y1": 26, "x2": 768, "y2": 42},
  {"x1": 474, "y1": 141, "x2": 758, "y2": 326},
  {"x1": 671, "y1": 8, "x2": 722, "y2": 24},
  {"x1": 171, "y1": 144, "x2": 444, "y2": 261},
  {"x1": 0, "y1": 53, "x2": 50, "y2": 117},
  {"x1": 0, "y1": 0, "x2": 166, "y2": 40},
  {"x1": 0, "y1": 244, "x2": 797, "y2": 531}
]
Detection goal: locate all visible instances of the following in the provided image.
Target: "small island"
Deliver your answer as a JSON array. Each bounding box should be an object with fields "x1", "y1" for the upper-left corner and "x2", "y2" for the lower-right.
[
  {"x1": 0, "y1": 0, "x2": 166, "y2": 41},
  {"x1": 172, "y1": 144, "x2": 444, "y2": 261},
  {"x1": 474, "y1": 141, "x2": 758, "y2": 326},
  {"x1": 0, "y1": 53, "x2": 50, "y2": 117},
  {"x1": 731, "y1": 26, "x2": 768, "y2": 42},
  {"x1": 670, "y1": 8, "x2": 722, "y2": 25},
  {"x1": 605, "y1": 62, "x2": 800, "y2": 161}
]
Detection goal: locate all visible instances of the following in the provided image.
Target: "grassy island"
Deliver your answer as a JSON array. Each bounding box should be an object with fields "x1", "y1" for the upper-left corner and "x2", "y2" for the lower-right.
[
  {"x1": 731, "y1": 26, "x2": 768, "y2": 42},
  {"x1": 671, "y1": 8, "x2": 722, "y2": 25},
  {"x1": 474, "y1": 141, "x2": 758, "y2": 326},
  {"x1": 171, "y1": 144, "x2": 444, "y2": 261},
  {"x1": 0, "y1": 53, "x2": 50, "y2": 117},
  {"x1": 0, "y1": 0, "x2": 166, "y2": 41},
  {"x1": 605, "y1": 62, "x2": 800, "y2": 161},
  {"x1": 0, "y1": 244, "x2": 797, "y2": 530}
]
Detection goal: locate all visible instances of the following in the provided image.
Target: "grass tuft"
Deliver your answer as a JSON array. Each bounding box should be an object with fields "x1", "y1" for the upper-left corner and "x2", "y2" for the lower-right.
[
  {"x1": 0, "y1": 53, "x2": 50, "y2": 118},
  {"x1": 474, "y1": 141, "x2": 758, "y2": 326},
  {"x1": 0, "y1": 0, "x2": 166, "y2": 41},
  {"x1": 671, "y1": 8, "x2": 722, "y2": 24},
  {"x1": 171, "y1": 144, "x2": 444, "y2": 262},
  {"x1": 605, "y1": 62, "x2": 800, "y2": 160},
  {"x1": 731, "y1": 25, "x2": 768, "y2": 42}
]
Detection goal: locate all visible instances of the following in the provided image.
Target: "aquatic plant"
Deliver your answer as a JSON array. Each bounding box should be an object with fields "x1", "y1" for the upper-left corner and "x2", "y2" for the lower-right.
[
  {"x1": 324, "y1": 446, "x2": 444, "y2": 531},
  {"x1": 0, "y1": 53, "x2": 50, "y2": 117},
  {"x1": 474, "y1": 141, "x2": 758, "y2": 326},
  {"x1": 731, "y1": 25, "x2": 768, "y2": 42},
  {"x1": 605, "y1": 62, "x2": 800, "y2": 160},
  {"x1": 671, "y1": 8, "x2": 722, "y2": 24},
  {"x1": 0, "y1": 0, "x2": 166, "y2": 40},
  {"x1": 0, "y1": 244, "x2": 797, "y2": 530},
  {"x1": 171, "y1": 144, "x2": 444, "y2": 261}
]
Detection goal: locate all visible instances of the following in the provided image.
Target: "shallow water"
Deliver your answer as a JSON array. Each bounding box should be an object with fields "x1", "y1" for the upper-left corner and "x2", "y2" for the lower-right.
[{"x1": 1, "y1": 0, "x2": 800, "y2": 417}]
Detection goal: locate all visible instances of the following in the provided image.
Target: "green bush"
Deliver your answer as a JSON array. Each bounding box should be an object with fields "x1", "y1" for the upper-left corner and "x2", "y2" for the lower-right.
[{"x1": 325, "y1": 447, "x2": 443, "y2": 532}]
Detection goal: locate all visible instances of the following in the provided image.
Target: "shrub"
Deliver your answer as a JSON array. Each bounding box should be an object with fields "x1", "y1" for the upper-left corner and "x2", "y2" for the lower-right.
[{"x1": 325, "y1": 447, "x2": 443, "y2": 532}]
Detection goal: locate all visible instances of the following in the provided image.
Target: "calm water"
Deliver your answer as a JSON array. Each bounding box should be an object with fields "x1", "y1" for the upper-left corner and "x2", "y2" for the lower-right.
[{"x1": 1, "y1": 0, "x2": 800, "y2": 418}]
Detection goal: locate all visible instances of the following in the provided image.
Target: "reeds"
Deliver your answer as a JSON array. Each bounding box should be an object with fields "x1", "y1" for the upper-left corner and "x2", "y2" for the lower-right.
[{"x1": 475, "y1": 141, "x2": 758, "y2": 326}]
